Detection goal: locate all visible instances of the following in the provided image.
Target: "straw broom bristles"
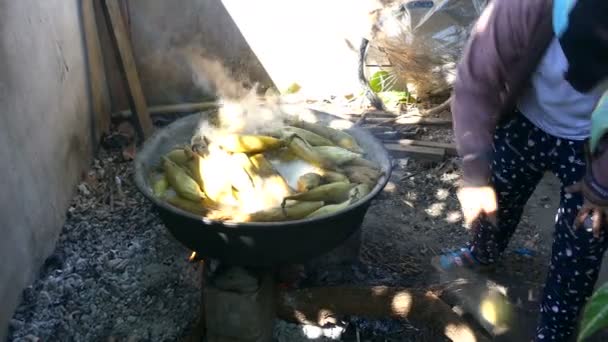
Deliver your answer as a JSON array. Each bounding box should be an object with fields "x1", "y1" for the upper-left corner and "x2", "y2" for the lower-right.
[{"x1": 372, "y1": 29, "x2": 457, "y2": 100}]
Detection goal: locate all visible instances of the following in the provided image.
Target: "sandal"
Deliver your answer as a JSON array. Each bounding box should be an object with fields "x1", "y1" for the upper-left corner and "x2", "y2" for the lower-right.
[{"x1": 431, "y1": 247, "x2": 495, "y2": 273}]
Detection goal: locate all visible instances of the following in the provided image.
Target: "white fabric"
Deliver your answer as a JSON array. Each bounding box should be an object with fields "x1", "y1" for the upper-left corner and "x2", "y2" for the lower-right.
[{"x1": 518, "y1": 38, "x2": 604, "y2": 140}]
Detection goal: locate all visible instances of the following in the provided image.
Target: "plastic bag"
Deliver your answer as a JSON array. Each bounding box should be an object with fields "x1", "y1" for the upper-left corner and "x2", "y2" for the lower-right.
[{"x1": 367, "y1": 0, "x2": 488, "y2": 99}]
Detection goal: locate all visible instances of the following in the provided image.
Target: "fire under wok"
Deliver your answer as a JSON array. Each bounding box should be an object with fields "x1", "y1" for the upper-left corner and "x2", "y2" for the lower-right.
[{"x1": 134, "y1": 106, "x2": 392, "y2": 267}]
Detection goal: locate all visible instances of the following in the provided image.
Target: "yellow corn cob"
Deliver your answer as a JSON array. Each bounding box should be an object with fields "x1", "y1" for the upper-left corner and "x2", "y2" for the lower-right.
[
  {"x1": 343, "y1": 165, "x2": 383, "y2": 186},
  {"x1": 215, "y1": 134, "x2": 284, "y2": 153},
  {"x1": 297, "y1": 173, "x2": 322, "y2": 192},
  {"x1": 273, "y1": 126, "x2": 335, "y2": 146},
  {"x1": 152, "y1": 173, "x2": 169, "y2": 198},
  {"x1": 165, "y1": 195, "x2": 208, "y2": 216},
  {"x1": 349, "y1": 183, "x2": 372, "y2": 202},
  {"x1": 186, "y1": 154, "x2": 205, "y2": 190},
  {"x1": 282, "y1": 182, "x2": 356, "y2": 206},
  {"x1": 306, "y1": 200, "x2": 351, "y2": 218},
  {"x1": 286, "y1": 134, "x2": 337, "y2": 170},
  {"x1": 318, "y1": 170, "x2": 350, "y2": 184},
  {"x1": 312, "y1": 146, "x2": 362, "y2": 166},
  {"x1": 248, "y1": 201, "x2": 324, "y2": 222},
  {"x1": 346, "y1": 156, "x2": 381, "y2": 170},
  {"x1": 162, "y1": 156, "x2": 204, "y2": 202},
  {"x1": 290, "y1": 120, "x2": 364, "y2": 153},
  {"x1": 306, "y1": 182, "x2": 372, "y2": 218},
  {"x1": 165, "y1": 148, "x2": 192, "y2": 166}
]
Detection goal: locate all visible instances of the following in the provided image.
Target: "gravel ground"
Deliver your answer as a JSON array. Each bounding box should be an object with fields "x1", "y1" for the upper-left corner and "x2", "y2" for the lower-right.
[{"x1": 8, "y1": 152, "x2": 202, "y2": 341}]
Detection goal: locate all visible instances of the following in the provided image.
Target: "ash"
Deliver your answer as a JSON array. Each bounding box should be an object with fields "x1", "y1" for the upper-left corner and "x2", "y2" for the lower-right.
[{"x1": 8, "y1": 151, "x2": 202, "y2": 341}]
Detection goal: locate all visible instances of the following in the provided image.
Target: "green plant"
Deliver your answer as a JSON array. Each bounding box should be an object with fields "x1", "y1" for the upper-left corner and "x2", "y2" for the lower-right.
[
  {"x1": 378, "y1": 91, "x2": 414, "y2": 107},
  {"x1": 369, "y1": 70, "x2": 393, "y2": 93},
  {"x1": 578, "y1": 282, "x2": 608, "y2": 341}
]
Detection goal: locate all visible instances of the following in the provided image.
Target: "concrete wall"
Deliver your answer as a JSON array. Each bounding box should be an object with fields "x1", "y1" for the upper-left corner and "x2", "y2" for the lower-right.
[
  {"x1": 101, "y1": 0, "x2": 384, "y2": 111},
  {"x1": 100, "y1": 0, "x2": 275, "y2": 112},
  {"x1": 0, "y1": 0, "x2": 95, "y2": 339}
]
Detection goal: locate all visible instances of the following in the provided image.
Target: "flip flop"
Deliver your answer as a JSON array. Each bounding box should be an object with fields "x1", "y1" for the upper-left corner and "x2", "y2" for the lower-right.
[{"x1": 431, "y1": 247, "x2": 496, "y2": 274}]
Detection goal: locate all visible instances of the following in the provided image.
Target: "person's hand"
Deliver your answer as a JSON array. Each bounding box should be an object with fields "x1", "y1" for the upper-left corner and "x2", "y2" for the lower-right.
[
  {"x1": 457, "y1": 185, "x2": 498, "y2": 227},
  {"x1": 565, "y1": 181, "x2": 608, "y2": 238}
]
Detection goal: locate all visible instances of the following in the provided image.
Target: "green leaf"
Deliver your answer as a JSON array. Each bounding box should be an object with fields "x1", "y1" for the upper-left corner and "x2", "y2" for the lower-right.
[
  {"x1": 369, "y1": 71, "x2": 392, "y2": 93},
  {"x1": 284, "y1": 82, "x2": 301, "y2": 94},
  {"x1": 378, "y1": 91, "x2": 414, "y2": 106},
  {"x1": 578, "y1": 282, "x2": 608, "y2": 341}
]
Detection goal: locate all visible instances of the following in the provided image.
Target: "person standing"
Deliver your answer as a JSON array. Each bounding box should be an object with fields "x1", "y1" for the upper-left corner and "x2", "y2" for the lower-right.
[{"x1": 433, "y1": 0, "x2": 608, "y2": 340}]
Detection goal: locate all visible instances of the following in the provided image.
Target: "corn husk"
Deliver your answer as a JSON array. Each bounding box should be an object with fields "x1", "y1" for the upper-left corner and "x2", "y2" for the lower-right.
[
  {"x1": 248, "y1": 201, "x2": 324, "y2": 222},
  {"x1": 297, "y1": 173, "x2": 322, "y2": 192},
  {"x1": 312, "y1": 146, "x2": 362, "y2": 166},
  {"x1": 282, "y1": 182, "x2": 356, "y2": 206},
  {"x1": 162, "y1": 156, "x2": 205, "y2": 202}
]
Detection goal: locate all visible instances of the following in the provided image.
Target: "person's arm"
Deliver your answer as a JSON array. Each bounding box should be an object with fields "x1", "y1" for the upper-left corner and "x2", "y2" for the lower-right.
[
  {"x1": 567, "y1": 138, "x2": 608, "y2": 237},
  {"x1": 451, "y1": 0, "x2": 534, "y2": 186}
]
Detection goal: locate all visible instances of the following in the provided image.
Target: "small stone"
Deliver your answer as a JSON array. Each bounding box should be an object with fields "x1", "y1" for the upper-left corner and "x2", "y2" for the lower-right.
[
  {"x1": 117, "y1": 317, "x2": 124, "y2": 325},
  {"x1": 75, "y1": 258, "x2": 87, "y2": 272},
  {"x1": 24, "y1": 335, "x2": 40, "y2": 342},
  {"x1": 107, "y1": 258, "x2": 125, "y2": 270},
  {"x1": 84, "y1": 278, "x2": 95, "y2": 288},
  {"x1": 38, "y1": 291, "x2": 52, "y2": 307},
  {"x1": 127, "y1": 316, "x2": 136, "y2": 323},
  {"x1": 78, "y1": 183, "x2": 91, "y2": 196}
]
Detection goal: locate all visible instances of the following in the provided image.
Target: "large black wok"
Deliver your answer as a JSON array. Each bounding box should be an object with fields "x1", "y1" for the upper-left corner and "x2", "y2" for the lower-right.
[{"x1": 134, "y1": 108, "x2": 392, "y2": 267}]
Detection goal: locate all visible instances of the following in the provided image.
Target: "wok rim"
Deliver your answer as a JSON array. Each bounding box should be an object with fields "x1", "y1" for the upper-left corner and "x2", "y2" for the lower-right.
[{"x1": 133, "y1": 109, "x2": 392, "y2": 231}]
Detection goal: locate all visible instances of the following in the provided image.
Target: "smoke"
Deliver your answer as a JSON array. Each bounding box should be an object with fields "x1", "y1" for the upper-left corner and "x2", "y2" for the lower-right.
[
  {"x1": 175, "y1": 45, "x2": 298, "y2": 141},
  {"x1": 182, "y1": 45, "x2": 253, "y2": 100}
]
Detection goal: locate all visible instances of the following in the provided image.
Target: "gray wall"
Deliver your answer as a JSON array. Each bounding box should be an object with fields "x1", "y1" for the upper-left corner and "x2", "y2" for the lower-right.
[
  {"x1": 100, "y1": 0, "x2": 274, "y2": 112},
  {"x1": 0, "y1": 0, "x2": 94, "y2": 339}
]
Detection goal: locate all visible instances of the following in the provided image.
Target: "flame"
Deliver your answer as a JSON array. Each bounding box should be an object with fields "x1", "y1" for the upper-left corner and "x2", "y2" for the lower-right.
[
  {"x1": 188, "y1": 251, "x2": 197, "y2": 262},
  {"x1": 184, "y1": 90, "x2": 321, "y2": 222}
]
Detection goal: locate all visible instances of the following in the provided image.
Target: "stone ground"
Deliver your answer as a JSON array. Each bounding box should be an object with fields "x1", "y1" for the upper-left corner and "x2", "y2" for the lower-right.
[{"x1": 6, "y1": 99, "x2": 608, "y2": 341}]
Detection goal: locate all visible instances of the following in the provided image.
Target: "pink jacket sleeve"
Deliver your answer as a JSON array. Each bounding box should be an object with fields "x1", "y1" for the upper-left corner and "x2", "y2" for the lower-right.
[{"x1": 451, "y1": 0, "x2": 536, "y2": 186}]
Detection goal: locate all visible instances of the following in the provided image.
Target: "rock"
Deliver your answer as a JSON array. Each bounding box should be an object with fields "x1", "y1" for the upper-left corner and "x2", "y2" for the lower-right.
[
  {"x1": 75, "y1": 258, "x2": 87, "y2": 272},
  {"x1": 37, "y1": 291, "x2": 52, "y2": 307},
  {"x1": 78, "y1": 183, "x2": 91, "y2": 196}
]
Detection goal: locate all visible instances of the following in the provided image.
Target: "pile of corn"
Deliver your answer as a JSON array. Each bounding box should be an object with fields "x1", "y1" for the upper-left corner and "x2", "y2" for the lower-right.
[{"x1": 149, "y1": 119, "x2": 383, "y2": 222}]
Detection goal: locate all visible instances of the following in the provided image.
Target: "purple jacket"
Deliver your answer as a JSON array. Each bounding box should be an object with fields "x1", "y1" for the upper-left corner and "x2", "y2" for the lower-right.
[{"x1": 451, "y1": 0, "x2": 608, "y2": 187}]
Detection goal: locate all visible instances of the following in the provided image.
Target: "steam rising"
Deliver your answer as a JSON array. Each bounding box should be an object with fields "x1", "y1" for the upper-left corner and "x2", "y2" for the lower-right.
[
  {"x1": 169, "y1": 47, "x2": 320, "y2": 216},
  {"x1": 179, "y1": 46, "x2": 294, "y2": 140}
]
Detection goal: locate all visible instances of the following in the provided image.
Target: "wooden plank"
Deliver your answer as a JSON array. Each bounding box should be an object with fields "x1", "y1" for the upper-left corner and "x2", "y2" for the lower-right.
[
  {"x1": 101, "y1": 0, "x2": 154, "y2": 139},
  {"x1": 82, "y1": 0, "x2": 111, "y2": 143},
  {"x1": 366, "y1": 116, "x2": 452, "y2": 126},
  {"x1": 344, "y1": 111, "x2": 397, "y2": 119},
  {"x1": 384, "y1": 143, "x2": 446, "y2": 161},
  {"x1": 277, "y1": 286, "x2": 490, "y2": 342},
  {"x1": 386, "y1": 139, "x2": 457, "y2": 156},
  {"x1": 112, "y1": 101, "x2": 219, "y2": 119}
]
